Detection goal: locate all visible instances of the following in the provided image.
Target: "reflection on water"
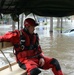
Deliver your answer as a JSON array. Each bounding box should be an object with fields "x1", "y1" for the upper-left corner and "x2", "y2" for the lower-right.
[
  {"x1": 35, "y1": 23, "x2": 74, "y2": 75},
  {"x1": 0, "y1": 20, "x2": 74, "y2": 75},
  {"x1": 40, "y1": 33, "x2": 74, "y2": 75}
]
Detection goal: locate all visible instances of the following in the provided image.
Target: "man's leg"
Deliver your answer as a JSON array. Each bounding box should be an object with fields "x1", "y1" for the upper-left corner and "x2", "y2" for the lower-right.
[
  {"x1": 50, "y1": 58, "x2": 63, "y2": 75},
  {"x1": 30, "y1": 68, "x2": 41, "y2": 75},
  {"x1": 42, "y1": 57, "x2": 64, "y2": 75},
  {"x1": 24, "y1": 60, "x2": 41, "y2": 75}
]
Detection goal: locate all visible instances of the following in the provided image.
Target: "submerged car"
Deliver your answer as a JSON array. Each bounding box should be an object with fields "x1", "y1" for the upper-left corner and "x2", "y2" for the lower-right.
[
  {"x1": 63, "y1": 29, "x2": 74, "y2": 36},
  {"x1": 64, "y1": 29, "x2": 74, "y2": 33}
]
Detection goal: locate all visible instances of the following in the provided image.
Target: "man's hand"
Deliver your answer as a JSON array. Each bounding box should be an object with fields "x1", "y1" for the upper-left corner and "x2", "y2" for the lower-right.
[{"x1": 39, "y1": 58, "x2": 45, "y2": 67}]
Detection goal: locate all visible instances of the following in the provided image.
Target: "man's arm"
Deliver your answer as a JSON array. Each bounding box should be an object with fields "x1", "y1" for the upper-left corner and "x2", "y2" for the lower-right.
[
  {"x1": 36, "y1": 33, "x2": 45, "y2": 66},
  {"x1": 0, "y1": 30, "x2": 18, "y2": 42}
]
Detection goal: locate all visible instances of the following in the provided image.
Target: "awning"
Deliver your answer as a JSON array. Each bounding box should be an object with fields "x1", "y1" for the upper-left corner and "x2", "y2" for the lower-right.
[{"x1": 0, "y1": 0, "x2": 74, "y2": 17}]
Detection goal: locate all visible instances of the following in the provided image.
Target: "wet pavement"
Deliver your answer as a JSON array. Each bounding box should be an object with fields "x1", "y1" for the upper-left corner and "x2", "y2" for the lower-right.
[{"x1": 0, "y1": 20, "x2": 74, "y2": 75}]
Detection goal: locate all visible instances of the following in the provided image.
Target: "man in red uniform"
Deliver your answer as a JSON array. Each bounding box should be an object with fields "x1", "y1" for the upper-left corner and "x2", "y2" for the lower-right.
[{"x1": 0, "y1": 18, "x2": 64, "y2": 75}]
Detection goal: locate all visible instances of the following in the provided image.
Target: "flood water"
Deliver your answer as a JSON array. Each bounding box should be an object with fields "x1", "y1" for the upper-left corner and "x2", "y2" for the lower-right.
[
  {"x1": 0, "y1": 19, "x2": 74, "y2": 75},
  {"x1": 39, "y1": 33, "x2": 74, "y2": 75}
]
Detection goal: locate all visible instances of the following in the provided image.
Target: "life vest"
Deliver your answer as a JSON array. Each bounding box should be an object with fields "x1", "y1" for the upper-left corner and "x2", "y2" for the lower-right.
[{"x1": 13, "y1": 29, "x2": 42, "y2": 60}]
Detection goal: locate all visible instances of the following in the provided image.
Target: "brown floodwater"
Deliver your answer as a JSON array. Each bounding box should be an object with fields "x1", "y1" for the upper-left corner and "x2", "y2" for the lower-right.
[
  {"x1": 38, "y1": 21, "x2": 74, "y2": 75},
  {"x1": 39, "y1": 32, "x2": 74, "y2": 75}
]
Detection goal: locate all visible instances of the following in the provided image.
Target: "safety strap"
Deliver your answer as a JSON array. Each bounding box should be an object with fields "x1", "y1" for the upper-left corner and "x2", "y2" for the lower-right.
[
  {"x1": 13, "y1": 30, "x2": 40, "y2": 59},
  {"x1": 27, "y1": 52, "x2": 41, "y2": 59}
]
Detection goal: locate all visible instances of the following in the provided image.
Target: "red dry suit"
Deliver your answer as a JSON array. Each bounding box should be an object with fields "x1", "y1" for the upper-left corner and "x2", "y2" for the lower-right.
[{"x1": 0, "y1": 29, "x2": 64, "y2": 75}]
